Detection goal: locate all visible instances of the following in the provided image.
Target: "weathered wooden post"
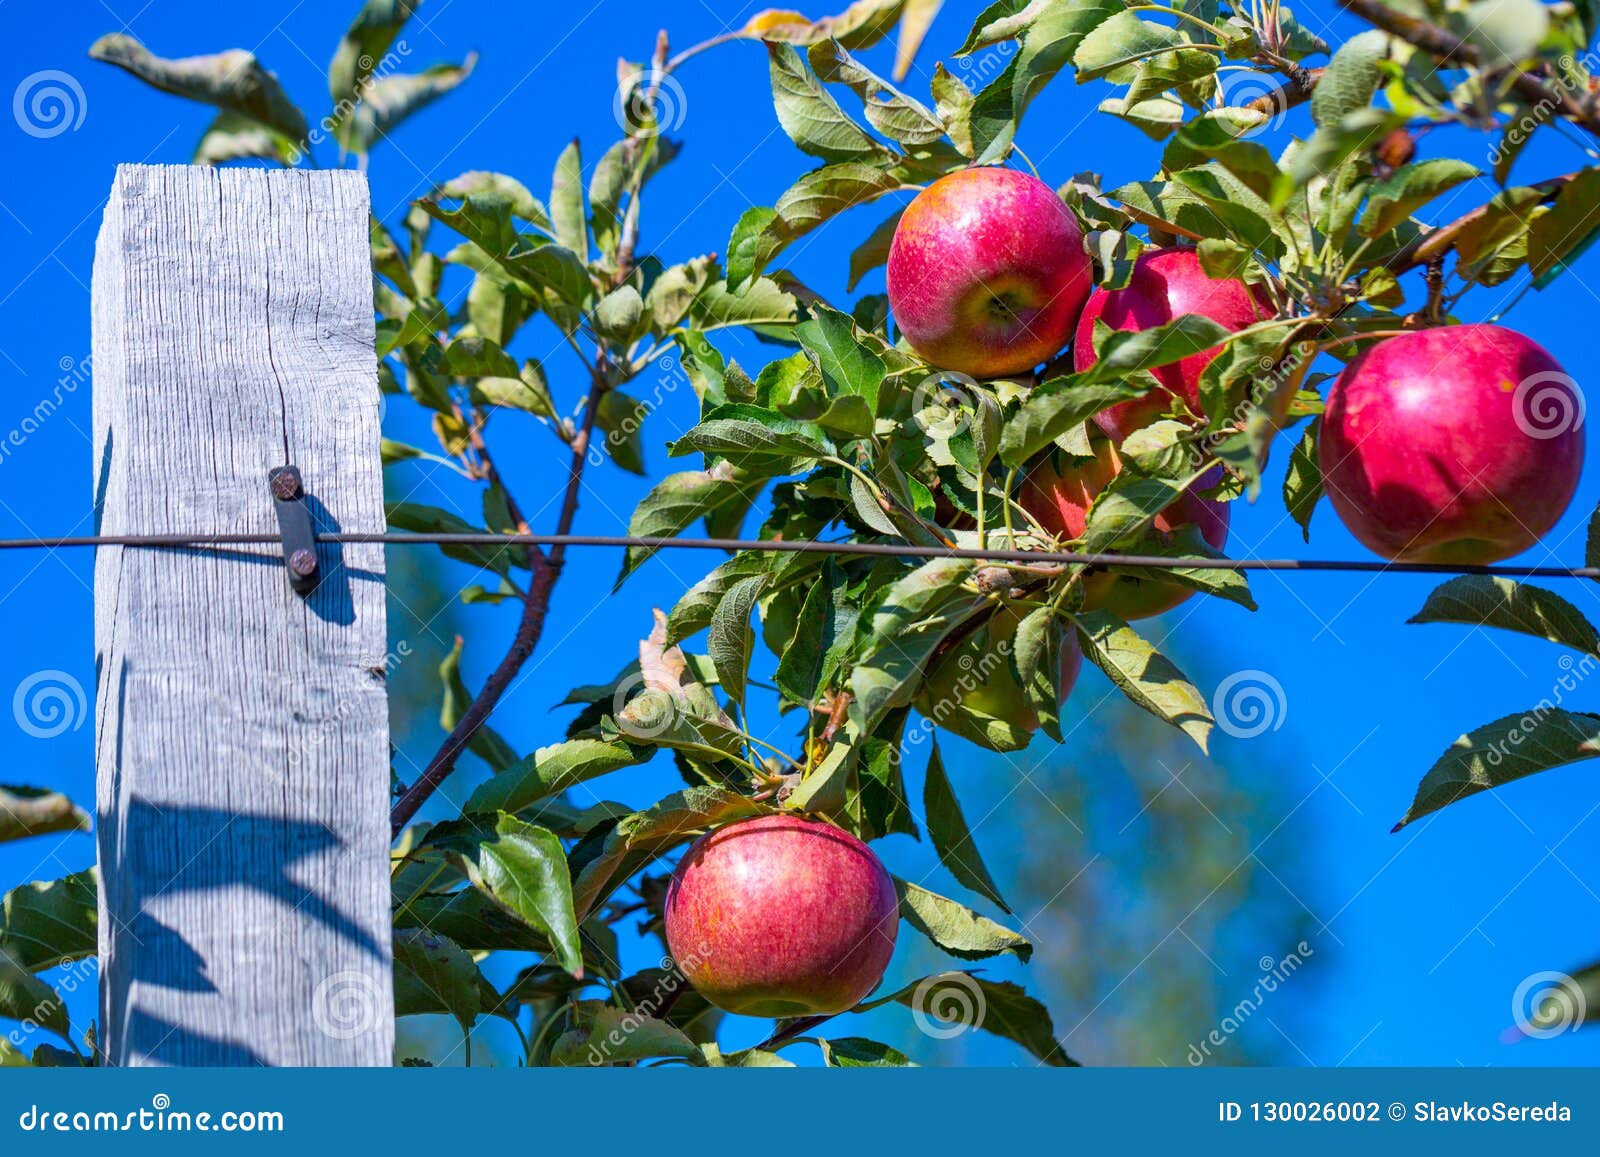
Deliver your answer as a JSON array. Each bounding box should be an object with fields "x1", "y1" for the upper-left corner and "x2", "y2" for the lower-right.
[{"x1": 91, "y1": 164, "x2": 393, "y2": 1065}]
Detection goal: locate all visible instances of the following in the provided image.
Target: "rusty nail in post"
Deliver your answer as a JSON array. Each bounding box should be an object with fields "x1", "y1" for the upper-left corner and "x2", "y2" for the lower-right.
[
  {"x1": 289, "y1": 549, "x2": 318, "y2": 578},
  {"x1": 271, "y1": 471, "x2": 303, "y2": 501}
]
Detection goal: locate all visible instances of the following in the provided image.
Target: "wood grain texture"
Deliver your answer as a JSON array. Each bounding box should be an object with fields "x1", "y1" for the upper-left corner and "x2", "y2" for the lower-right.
[{"x1": 92, "y1": 164, "x2": 393, "y2": 1066}]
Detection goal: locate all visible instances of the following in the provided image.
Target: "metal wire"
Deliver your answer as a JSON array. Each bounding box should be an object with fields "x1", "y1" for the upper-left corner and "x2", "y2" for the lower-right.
[{"x1": 0, "y1": 530, "x2": 1597, "y2": 579}]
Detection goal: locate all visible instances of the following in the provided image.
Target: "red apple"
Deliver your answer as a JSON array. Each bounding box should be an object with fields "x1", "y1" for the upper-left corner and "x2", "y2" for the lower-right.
[
  {"x1": 1021, "y1": 439, "x2": 1231, "y2": 620},
  {"x1": 1319, "y1": 324, "x2": 1584, "y2": 564},
  {"x1": 664, "y1": 813, "x2": 897, "y2": 1017},
  {"x1": 918, "y1": 603, "x2": 1083, "y2": 748},
  {"x1": 1073, "y1": 246, "x2": 1268, "y2": 442},
  {"x1": 887, "y1": 167, "x2": 1091, "y2": 378}
]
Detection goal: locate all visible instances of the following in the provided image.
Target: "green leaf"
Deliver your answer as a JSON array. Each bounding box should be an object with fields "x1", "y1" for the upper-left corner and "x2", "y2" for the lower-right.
[
  {"x1": 1073, "y1": 12, "x2": 1186, "y2": 82},
  {"x1": 1359, "y1": 159, "x2": 1480, "y2": 238},
  {"x1": 393, "y1": 928, "x2": 482, "y2": 1030},
  {"x1": 1530, "y1": 168, "x2": 1600, "y2": 282},
  {"x1": 1014, "y1": 604, "x2": 1068, "y2": 741},
  {"x1": 0, "y1": 870, "x2": 97, "y2": 972},
  {"x1": 727, "y1": 163, "x2": 909, "y2": 289},
  {"x1": 465, "y1": 739, "x2": 648, "y2": 817},
  {"x1": 595, "y1": 390, "x2": 649, "y2": 475},
  {"x1": 851, "y1": 559, "x2": 986, "y2": 728},
  {"x1": 469, "y1": 814, "x2": 583, "y2": 977},
  {"x1": 551, "y1": 1004, "x2": 700, "y2": 1066},
  {"x1": 861, "y1": 972, "x2": 1076, "y2": 1065},
  {"x1": 619, "y1": 464, "x2": 760, "y2": 581},
  {"x1": 0, "y1": 950, "x2": 67, "y2": 1039},
  {"x1": 997, "y1": 377, "x2": 1149, "y2": 469},
  {"x1": 433, "y1": 171, "x2": 550, "y2": 227},
  {"x1": 767, "y1": 43, "x2": 893, "y2": 163},
  {"x1": 444, "y1": 335, "x2": 519, "y2": 379},
  {"x1": 471, "y1": 360, "x2": 556, "y2": 419},
  {"x1": 795, "y1": 303, "x2": 887, "y2": 409},
  {"x1": 774, "y1": 561, "x2": 856, "y2": 704},
  {"x1": 688, "y1": 276, "x2": 801, "y2": 332},
  {"x1": 1083, "y1": 476, "x2": 1190, "y2": 552},
  {"x1": 1282, "y1": 418, "x2": 1322, "y2": 542},
  {"x1": 0, "y1": 787, "x2": 88, "y2": 845},
  {"x1": 892, "y1": 878, "x2": 1032, "y2": 961},
  {"x1": 329, "y1": 0, "x2": 420, "y2": 107},
  {"x1": 1408, "y1": 577, "x2": 1600, "y2": 655},
  {"x1": 807, "y1": 40, "x2": 945, "y2": 145},
  {"x1": 440, "y1": 638, "x2": 519, "y2": 772},
  {"x1": 923, "y1": 741, "x2": 1010, "y2": 913},
  {"x1": 1075, "y1": 610, "x2": 1213, "y2": 752},
  {"x1": 193, "y1": 111, "x2": 296, "y2": 165},
  {"x1": 89, "y1": 33, "x2": 308, "y2": 142},
  {"x1": 1588, "y1": 500, "x2": 1600, "y2": 573},
  {"x1": 335, "y1": 57, "x2": 477, "y2": 155},
  {"x1": 1460, "y1": 0, "x2": 1550, "y2": 69},
  {"x1": 708, "y1": 576, "x2": 766, "y2": 708},
  {"x1": 668, "y1": 404, "x2": 834, "y2": 470},
  {"x1": 550, "y1": 138, "x2": 588, "y2": 262},
  {"x1": 572, "y1": 787, "x2": 771, "y2": 918},
  {"x1": 1103, "y1": 527, "x2": 1257, "y2": 612},
  {"x1": 645, "y1": 256, "x2": 717, "y2": 332},
  {"x1": 818, "y1": 1036, "x2": 915, "y2": 1066},
  {"x1": 1164, "y1": 115, "x2": 1287, "y2": 205},
  {"x1": 1078, "y1": 313, "x2": 1234, "y2": 385},
  {"x1": 669, "y1": 554, "x2": 791, "y2": 644},
  {"x1": 1397, "y1": 709, "x2": 1600, "y2": 828},
  {"x1": 1311, "y1": 29, "x2": 1389, "y2": 127}
]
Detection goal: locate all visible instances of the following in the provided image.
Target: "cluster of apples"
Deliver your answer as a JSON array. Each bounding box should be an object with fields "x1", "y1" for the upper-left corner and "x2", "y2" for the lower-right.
[
  {"x1": 659, "y1": 167, "x2": 1586, "y2": 1026},
  {"x1": 890, "y1": 167, "x2": 1584, "y2": 570}
]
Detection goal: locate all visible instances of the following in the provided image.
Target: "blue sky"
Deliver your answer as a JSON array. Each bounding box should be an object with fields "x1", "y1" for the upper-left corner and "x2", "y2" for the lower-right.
[{"x1": 3, "y1": 0, "x2": 1599, "y2": 1067}]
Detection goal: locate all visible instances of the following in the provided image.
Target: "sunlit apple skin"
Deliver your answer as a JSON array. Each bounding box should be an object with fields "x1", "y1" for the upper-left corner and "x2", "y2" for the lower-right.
[
  {"x1": 919, "y1": 603, "x2": 1083, "y2": 740},
  {"x1": 1319, "y1": 325, "x2": 1585, "y2": 564},
  {"x1": 1073, "y1": 246, "x2": 1268, "y2": 441},
  {"x1": 1021, "y1": 441, "x2": 1231, "y2": 620},
  {"x1": 664, "y1": 814, "x2": 898, "y2": 1018},
  {"x1": 887, "y1": 168, "x2": 1091, "y2": 378}
]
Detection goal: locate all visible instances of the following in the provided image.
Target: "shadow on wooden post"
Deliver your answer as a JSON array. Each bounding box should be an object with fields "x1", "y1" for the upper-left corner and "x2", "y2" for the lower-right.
[{"x1": 91, "y1": 164, "x2": 394, "y2": 1065}]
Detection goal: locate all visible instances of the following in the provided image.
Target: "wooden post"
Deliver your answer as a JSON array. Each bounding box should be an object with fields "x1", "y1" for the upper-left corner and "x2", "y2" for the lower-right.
[{"x1": 91, "y1": 164, "x2": 394, "y2": 1065}]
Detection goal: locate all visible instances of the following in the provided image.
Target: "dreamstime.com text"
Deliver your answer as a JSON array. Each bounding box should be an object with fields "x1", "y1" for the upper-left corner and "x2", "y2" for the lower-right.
[{"x1": 16, "y1": 1094, "x2": 284, "y2": 1134}]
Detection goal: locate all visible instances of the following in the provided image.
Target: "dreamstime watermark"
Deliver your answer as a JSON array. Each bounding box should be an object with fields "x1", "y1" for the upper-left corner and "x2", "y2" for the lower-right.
[
  {"x1": 614, "y1": 68, "x2": 688, "y2": 138},
  {"x1": 16, "y1": 1094, "x2": 283, "y2": 1134},
  {"x1": 953, "y1": 40, "x2": 1017, "y2": 93},
  {"x1": 583, "y1": 952, "x2": 704, "y2": 1065},
  {"x1": 13, "y1": 70, "x2": 86, "y2": 139},
  {"x1": 1214, "y1": 70, "x2": 1292, "y2": 138},
  {"x1": 12, "y1": 670, "x2": 87, "y2": 740},
  {"x1": 0, "y1": 354, "x2": 92, "y2": 469},
  {"x1": 1211, "y1": 669, "x2": 1288, "y2": 739},
  {"x1": 6, "y1": 955, "x2": 96, "y2": 1055},
  {"x1": 1489, "y1": 49, "x2": 1600, "y2": 168},
  {"x1": 903, "y1": 635, "x2": 1015, "y2": 751},
  {"x1": 311, "y1": 969, "x2": 387, "y2": 1041},
  {"x1": 909, "y1": 370, "x2": 986, "y2": 440},
  {"x1": 1509, "y1": 970, "x2": 1588, "y2": 1039},
  {"x1": 1510, "y1": 370, "x2": 1584, "y2": 440},
  {"x1": 1186, "y1": 941, "x2": 1314, "y2": 1064},
  {"x1": 910, "y1": 971, "x2": 987, "y2": 1039},
  {"x1": 1187, "y1": 340, "x2": 1317, "y2": 469},
  {"x1": 611, "y1": 673, "x2": 683, "y2": 741},
  {"x1": 586, "y1": 351, "x2": 684, "y2": 468},
  {"x1": 284, "y1": 41, "x2": 416, "y2": 163},
  {"x1": 1481, "y1": 651, "x2": 1598, "y2": 767}
]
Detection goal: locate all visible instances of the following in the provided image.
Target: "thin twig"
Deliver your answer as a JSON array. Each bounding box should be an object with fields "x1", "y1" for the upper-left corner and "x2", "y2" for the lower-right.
[{"x1": 389, "y1": 361, "x2": 608, "y2": 836}]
